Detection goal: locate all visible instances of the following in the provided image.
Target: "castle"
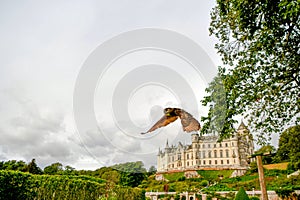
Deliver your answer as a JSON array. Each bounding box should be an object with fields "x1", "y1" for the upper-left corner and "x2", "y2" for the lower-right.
[{"x1": 157, "y1": 121, "x2": 254, "y2": 173}]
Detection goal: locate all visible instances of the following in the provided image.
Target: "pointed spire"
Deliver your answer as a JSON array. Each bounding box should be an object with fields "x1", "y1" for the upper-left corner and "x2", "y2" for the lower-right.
[
  {"x1": 178, "y1": 141, "x2": 183, "y2": 148},
  {"x1": 238, "y1": 119, "x2": 247, "y2": 130},
  {"x1": 165, "y1": 139, "x2": 169, "y2": 148}
]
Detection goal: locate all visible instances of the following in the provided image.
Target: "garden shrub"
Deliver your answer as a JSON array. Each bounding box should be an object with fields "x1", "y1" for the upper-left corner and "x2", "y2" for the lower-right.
[{"x1": 234, "y1": 187, "x2": 250, "y2": 200}]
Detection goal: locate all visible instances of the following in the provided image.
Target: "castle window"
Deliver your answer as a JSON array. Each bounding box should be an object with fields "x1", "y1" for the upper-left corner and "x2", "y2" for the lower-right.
[
  {"x1": 203, "y1": 160, "x2": 206, "y2": 165},
  {"x1": 214, "y1": 150, "x2": 217, "y2": 158},
  {"x1": 203, "y1": 151, "x2": 206, "y2": 158},
  {"x1": 214, "y1": 144, "x2": 216, "y2": 148},
  {"x1": 208, "y1": 151, "x2": 211, "y2": 158},
  {"x1": 226, "y1": 150, "x2": 229, "y2": 158},
  {"x1": 203, "y1": 144, "x2": 205, "y2": 148},
  {"x1": 187, "y1": 162, "x2": 189, "y2": 166},
  {"x1": 225, "y1": 143, "x2": 228, "y2": 147},
  {"x1": 208, "y1": 144, "x2": 211, "y2": 148},
  {"x1": 215, "y1": 160, "x2": 217, "y2": 164},
  {"x1": 220, "y1": 150, "x2": 223, "y2": 158},
  {"x1": 178, "y1": 153, "x2": 181, "y2": 160},
  {"x1": 209, "y1": 160, "x2": 212, "y2": 165},
  {"x1": 220, "y1": 143, "x2": 222, "y2": 147},
  {"x1": 187, "y1": 154, "x2": 189, "y2": 159},
  {"x1": 227, "y1": 160, "x2": 229, "y2": 164}
]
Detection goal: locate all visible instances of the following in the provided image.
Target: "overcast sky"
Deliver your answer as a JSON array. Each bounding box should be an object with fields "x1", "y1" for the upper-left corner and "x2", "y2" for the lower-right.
[{"x1": 0, "y1": 1, "x2": 269, "y2": 170}]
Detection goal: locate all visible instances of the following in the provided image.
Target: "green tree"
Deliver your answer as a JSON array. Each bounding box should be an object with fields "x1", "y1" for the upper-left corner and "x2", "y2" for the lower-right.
[
  {"x1": 44, "y1": 162, "x2": 63, "y2": 175},
  {"x1": 2, "y1": 160, "x2": 27, "y2": 172},
  {"x1": 119, "y1": 171, "x2": 146, "y2": 187},
  {"x1": 111, "y1": 161, "x2": 147, "y2": 187},
  {"x1": 204, "y1": 0, "x2": 300, "y2": 143},
  {"x1": 27, "y1": 159, "x2": 43, "y2": 174},
  {"x1": 201, "y1": 71, "x2": 235, "y2": 140},
  {"x1": 111, "y1": 161, "x2": 147, "y2": 173},
  {"x1": 235, "y1": 187, "x2": 250, "y2": 200},
  {"x1": 148, "y1": 166, "x2": 157, "y2": 175},
  {"x1": 255, "y1": 145, "x2": 276, "y2": 164},
  {"x1": 63, "y1": 165, "x2": 76, "y2": 175},
  {"x1": 274, "y1": 125, "x2": 300, "y2": 170}
]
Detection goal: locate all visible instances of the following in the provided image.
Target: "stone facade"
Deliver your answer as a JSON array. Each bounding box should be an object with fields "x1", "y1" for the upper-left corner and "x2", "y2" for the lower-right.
[{"x1": 157, "y1": 121, "x2": 254, "y2": 172}]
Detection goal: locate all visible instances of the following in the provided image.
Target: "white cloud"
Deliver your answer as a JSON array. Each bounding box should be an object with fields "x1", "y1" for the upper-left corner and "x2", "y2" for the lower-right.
[{"x1": 0, "y1": 0, "x2": 223, "y2": 170}]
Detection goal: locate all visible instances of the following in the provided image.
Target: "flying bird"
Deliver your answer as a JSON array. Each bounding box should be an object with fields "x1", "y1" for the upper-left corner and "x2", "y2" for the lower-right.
[{"x1": 141, "y1": 108, "x2": 201, "y2": 134}]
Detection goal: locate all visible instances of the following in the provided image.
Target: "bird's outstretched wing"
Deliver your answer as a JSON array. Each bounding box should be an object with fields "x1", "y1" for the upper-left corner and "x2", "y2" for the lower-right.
[
  {"x1": 176, "y1": 109, "x2": 201, "y2": 132},
  {"x1": 141, "y1": 115, "x2": 179, "y2": 134}
]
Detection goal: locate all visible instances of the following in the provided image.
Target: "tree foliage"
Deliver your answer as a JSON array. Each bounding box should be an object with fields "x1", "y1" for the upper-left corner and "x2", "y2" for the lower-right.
[
  {"x1": 27, "y1": 159, "x2": 43, "y2": 175},
  {"x1": 274, "y1": 125, "x2": 300, "y2": 170},
  {"x1": 201, "y1": 70, "x2": 236, "y2": 140},
  {"x1": 43, "y1": 162, "x2": 63, "y2": 175},
  {"x1": 148, "y1": 166, "x2": 157, "y2": 175},
  {"x1": 0, "y1": 160, "x2": 27, "y2": 172},
  {"x1": 109, "y1": 161, "x2": 147, "y2": 187},
  {"x1": 255, "y1": 145, "x2": 276, "y2": 164},
  {"x1": 235, "y1": 187, "x2": 250, "y2": 200},
  {"x1": 204, "y1": 0, "x2": 300, "y2": 142}
]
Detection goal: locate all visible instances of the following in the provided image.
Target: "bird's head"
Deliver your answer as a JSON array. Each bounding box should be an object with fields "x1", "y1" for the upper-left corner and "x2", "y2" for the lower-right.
[{"x1": 164, "y1": 108, "x2": 174, "y2": 116}]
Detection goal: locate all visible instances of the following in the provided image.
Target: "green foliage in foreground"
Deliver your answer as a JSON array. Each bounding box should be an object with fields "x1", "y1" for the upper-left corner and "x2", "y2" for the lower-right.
[
  {"x1": 234, "y1": 187, "x2": 249, "y2": 200},
  {"x1": 0, "y1": 170, "x2": 144, "y2": 200}
]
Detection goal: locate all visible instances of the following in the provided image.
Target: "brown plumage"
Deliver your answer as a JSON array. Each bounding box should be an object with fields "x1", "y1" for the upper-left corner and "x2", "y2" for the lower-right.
[{"x1": 141, "y1": 108, "x2": 201, "y2": 134}]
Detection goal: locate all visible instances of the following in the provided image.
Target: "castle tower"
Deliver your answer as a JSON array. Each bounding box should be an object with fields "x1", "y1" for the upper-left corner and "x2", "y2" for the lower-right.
[
  {"x1": 191, "y1": 133, "x2": 199, "y2": 143},
  {"x1": 237, "y1": 120, "x2": 254, "y2": 167},
  {"x1": 165, "y1": 139, "x2": 171, "y2": 153}
]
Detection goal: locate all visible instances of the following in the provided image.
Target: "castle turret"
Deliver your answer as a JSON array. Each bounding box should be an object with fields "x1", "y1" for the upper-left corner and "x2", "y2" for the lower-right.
[
  {"x1": 237, "y1": 120, "x2": 254, "y2": 167},
  {"x1": 237, "y1": 120, "x2": 249, "y2": 135},
  {"x1": 191, "y1": 133, "x2": 199, "y2": 143},
  {"x1": 165, "y1": 139, "x2": 171, "y2": 154}
]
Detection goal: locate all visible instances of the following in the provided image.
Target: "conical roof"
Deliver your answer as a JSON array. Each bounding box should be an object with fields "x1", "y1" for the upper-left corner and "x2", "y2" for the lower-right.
[{"x1": 238, "y1": 120, "x2": 248, "y2": 130}]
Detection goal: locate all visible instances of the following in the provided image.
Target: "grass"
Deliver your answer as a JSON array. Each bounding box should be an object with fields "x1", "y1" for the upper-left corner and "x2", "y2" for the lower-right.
[
  {"x1": 197, "y1": 170, "x2": 234, "y2": 182},
  {"x1": 263, "y1": 162, "x2": 288, "y2": 170},
  {"x1": 163, "y1": 172, "x2": 184, "y2": 182}
]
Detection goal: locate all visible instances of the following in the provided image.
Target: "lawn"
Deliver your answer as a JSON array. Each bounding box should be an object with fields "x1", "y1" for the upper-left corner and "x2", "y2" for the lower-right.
[{"x1": 263, "y1": 162, "x2": 288, "y2": 170}]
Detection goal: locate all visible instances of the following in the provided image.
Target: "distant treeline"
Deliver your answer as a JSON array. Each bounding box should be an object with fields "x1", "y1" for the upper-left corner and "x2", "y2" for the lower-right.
[{"x1": 0, "y1": 159, "x2": 156, "y2": 186}]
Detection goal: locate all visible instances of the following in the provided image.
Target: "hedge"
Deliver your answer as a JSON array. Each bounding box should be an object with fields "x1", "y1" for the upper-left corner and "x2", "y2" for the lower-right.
[{"x1": 0, "y1": 170, "x2": 144, "y2": 200}]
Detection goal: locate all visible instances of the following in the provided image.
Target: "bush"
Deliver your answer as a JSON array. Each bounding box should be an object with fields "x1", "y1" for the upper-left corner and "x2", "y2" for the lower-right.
[
  {"x1": 0, "y1": 170, "x2": 144, "y2": 200},
  {"x1": 235, "y1": 187, "x2": 250, "y2": 200},
  {"x1": 249, "y1": 196, "x2": 260, "y2": 200},
  {"x1": 275, "y1": 187, "x2": 294, "y2": 199},
  {"x1": 177, "y1": 176, "x2": 186, "y2": 181},
  {"x1": 0, "y1": 170, "x2": 35, "y2": 200},
  {"x1": 200, "y1": 180, "x2": 209, "y2": 187}
]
